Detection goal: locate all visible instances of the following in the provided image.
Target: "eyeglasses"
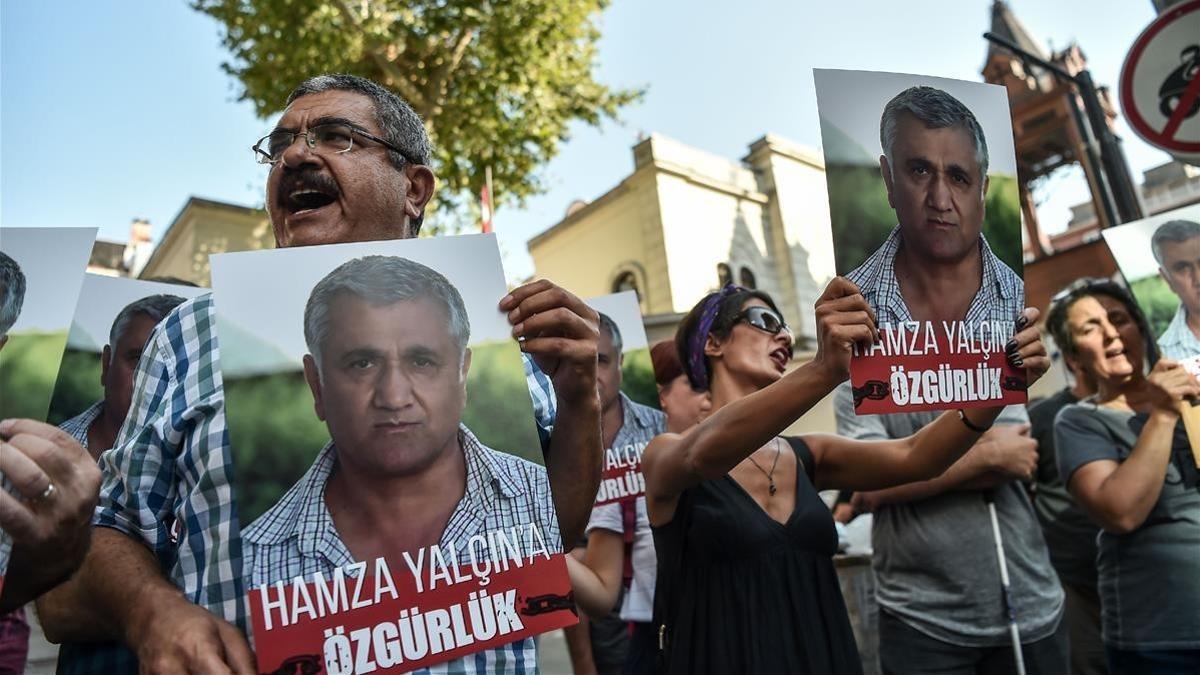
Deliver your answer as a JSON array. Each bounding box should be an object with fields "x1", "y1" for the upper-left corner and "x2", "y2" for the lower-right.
[
  {"x1": 252, "y1": 122, "x2": 416, "y2": 165},
  {"x1": 736, "y1": 306, "x2": 791, "y2": 337}
]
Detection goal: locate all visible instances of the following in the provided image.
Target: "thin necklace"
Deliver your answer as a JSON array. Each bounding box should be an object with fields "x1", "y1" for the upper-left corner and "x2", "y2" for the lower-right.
[{"x1": 747, "y1": 437, "x2": 782, "y2": 496}]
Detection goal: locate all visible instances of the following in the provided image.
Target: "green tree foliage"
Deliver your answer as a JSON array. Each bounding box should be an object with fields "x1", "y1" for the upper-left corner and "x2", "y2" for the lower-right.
[
  {"x1": 47, "y1": 350, "x2": 103, "y2": 425},
  {"x1": 228, "y1": 341, "x2": 541, "y2": 524},
  {"x1": 826, "y1": 164, "x2": 1025, "y2": 277},
  {"x1": 620, "y1": 348, "x2": 658, "y2": 411},
  {"x1": 0, "y1": 332, "x2": 68, "y2": 421},
  {"x1": 1129, "y1": 274, "x2": 1179, "y2": 339},
  {"x1": 192, "y1": 0, "x2": 641, "y2": 229}
]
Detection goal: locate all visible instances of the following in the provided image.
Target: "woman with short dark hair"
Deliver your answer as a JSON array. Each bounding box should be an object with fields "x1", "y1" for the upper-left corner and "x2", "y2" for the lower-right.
[{"x1": 642, "y1": 279, "x2": 1048, "y2": 673}]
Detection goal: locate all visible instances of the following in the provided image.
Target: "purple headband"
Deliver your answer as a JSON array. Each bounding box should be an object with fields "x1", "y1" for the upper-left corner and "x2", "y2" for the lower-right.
[{"x1": 686, "y1": 284, "x2": 743, "y2": 390}]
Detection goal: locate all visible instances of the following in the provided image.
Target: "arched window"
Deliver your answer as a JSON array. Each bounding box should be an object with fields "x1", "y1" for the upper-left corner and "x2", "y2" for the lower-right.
[
  {"x1": 739, "y1": 266, "x2": 757, "y2": 289},
  {"x1": 612, "y1": 270, "x2": 640, "y2": 300},
  {"x1": 717, "y1": 263, "x2": 732, "y2": 287}
]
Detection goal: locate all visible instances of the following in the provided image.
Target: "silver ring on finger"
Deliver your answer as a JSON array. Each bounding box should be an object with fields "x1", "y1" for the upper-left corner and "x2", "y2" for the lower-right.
[{"x1": 32, "y1": 482, "x2": 56, "y2": 503}]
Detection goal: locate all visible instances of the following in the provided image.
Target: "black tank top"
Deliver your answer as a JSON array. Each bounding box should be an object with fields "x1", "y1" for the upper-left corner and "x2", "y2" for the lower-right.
[{"x1": 651, "y1": 436, "x2": 862, "y2": 674}]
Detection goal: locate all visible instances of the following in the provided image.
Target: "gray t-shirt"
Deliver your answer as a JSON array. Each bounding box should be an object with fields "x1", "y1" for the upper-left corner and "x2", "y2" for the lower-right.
[
  {"x1": 833, "y1": 383, "x2": 1065, "y2": 647},
  {"x1": 1054, "y1": 402, "x2": 1200, "y2": 650},
  {"x1": 1028, "y1": 388, "x2": 1100, "y2": 590}
]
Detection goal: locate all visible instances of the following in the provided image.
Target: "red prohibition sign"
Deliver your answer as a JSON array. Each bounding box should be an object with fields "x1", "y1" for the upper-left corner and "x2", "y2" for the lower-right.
[{"x1": 1120, "y1": 0, "x2": 1200, "y2": 153}]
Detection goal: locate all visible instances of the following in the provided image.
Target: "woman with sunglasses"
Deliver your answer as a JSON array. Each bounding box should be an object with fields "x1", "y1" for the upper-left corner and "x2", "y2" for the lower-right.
[
  {"x1": 642, "y1": 278, "x2": 1049, "y2": 674},
  {"x1": 1044, "y1": 279, "x2": 1200, "y2": 674}
]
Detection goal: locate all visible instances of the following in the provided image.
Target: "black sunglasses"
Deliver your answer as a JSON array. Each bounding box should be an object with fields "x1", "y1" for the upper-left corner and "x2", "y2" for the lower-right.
[{"x1": 736, "y1": 306, "x2": 791, "y2": 337}]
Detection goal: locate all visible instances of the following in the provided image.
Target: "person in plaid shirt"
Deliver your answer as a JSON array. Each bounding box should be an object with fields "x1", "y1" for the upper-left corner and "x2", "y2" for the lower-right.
[{"x1": 38, "y1": 74, "x2": 602, "y2": 675}]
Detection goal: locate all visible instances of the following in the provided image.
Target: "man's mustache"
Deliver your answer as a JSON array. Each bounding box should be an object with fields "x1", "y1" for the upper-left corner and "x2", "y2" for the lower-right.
[{"x1": 276, "y1": 167, "x2": 340, "y2": 206}]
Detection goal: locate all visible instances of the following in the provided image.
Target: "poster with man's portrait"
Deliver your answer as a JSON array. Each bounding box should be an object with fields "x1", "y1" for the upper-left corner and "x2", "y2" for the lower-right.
[
  {"x1": 814, "y1": 70, "x2": 1027, "y2": 414},
  {"x1": 46, "y1": 274, "x2": 206, "y2": 458},
  {"x1": 586, "y1": 291, "x2": 664, "y2": 505},
  {"x1": 1100, "y1": 203, "x2": 1200, "y2": 454},
  {"x1": 210, "y1": 234, "x2": 575, "y2": 674},
  {"x1": 0, "y1": 227, "x2": 95, "y2": 592}
]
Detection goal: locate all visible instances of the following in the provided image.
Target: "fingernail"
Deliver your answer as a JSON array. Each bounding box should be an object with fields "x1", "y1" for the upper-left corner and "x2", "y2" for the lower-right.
[
  {"x1": 1016, "y1": 315, "x2": 1029, "y2": 330},
  {"x1": 499, "y1": 294, "x2": 514, "y2": 308},
  {"x1": 1005, "y1": 339, "x2": 1018, "y2": 353},
  {"x1": 512, "y1": 323, "x2": 524, "y2": 337},
  {"x1": 1010, "y1": 356, "x2": 1024, "y2": 368}
]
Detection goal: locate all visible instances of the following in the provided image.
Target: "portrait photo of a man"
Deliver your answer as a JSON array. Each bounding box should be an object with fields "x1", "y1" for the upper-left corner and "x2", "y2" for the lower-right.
[
  {"x1": 241, "y1": 255, "x2": 560, "y2": 586},
  {"x1": 1101, "y1": 204, "x2": 1200, "y2": 362},
  {"x1": 1152, "y1": 219, "x2": 1200, "y2": 360},
  {"x1": 210, "y1": 235, "x2": 575, "y2": 672},
  {"x1": 845, "y1": 84, "x2": 1023, "y2": 327}
]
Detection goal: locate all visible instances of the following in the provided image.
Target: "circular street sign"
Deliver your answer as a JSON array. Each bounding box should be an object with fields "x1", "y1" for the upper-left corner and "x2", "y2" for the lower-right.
[{"x1": 1120, "y1": 0, "x2": 1200, "y2": 165}]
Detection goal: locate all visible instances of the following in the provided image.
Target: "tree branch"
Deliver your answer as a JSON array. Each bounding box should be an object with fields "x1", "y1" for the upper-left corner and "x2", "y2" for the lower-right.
[
  {"x1": 331, "y1": 0, "x2": 429, "y2": 110},
  {"x1": 422, "y1": 27, "x2": 475, "y2": 121}
]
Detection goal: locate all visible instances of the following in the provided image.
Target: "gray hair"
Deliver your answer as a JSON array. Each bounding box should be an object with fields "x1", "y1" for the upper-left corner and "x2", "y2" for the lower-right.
[
  {"x1": 880, "y1": 86, "x2": 990, "y2": 179},
  {"x1": 597, "y1": 311, "x2": 623, "y2": 355},
  {"x1": 0, "y1": 251, "x2": 27, "y2": 339},
  {"x1": 303, "y1": 255, "x2": 470, "y2": 374},
  {"x1": 108, "y1": 294, "x2": 187, "y2": 361},
  {"x1": 1151, "y1": 219, "x2": 1200, "y2": 264},
  {"x1": 287, "y1": 73, "x2": 434, "y2": 233}
]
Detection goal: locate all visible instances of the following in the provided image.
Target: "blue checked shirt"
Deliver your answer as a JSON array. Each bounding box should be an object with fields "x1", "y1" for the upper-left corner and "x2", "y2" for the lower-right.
[
  {"x1": 846, "y1": 224, "x2": 1024, "y2": 327},
  {"x1": 92, "y1": 294, "x2": 558, "y2": 674},
  {"x1": 56, "y1": 401, "x2": 141, "y2": 675},
  {"x1": 1158, "y1": 304, "x2": 1200, "y2": 360},
  {"x1": 244, "y1": 425, "x2": 561, "y2": 674}
]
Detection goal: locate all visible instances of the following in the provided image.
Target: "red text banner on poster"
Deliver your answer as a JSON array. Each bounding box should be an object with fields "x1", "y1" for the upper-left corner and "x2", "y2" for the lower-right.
[
  {"x1": 249, "y1": 549, "x2": 575, "y2": 674},
  {"x1": 595, "y1": 441, "x2": 649, "y2": 506},
  {"x1": 850, "y1": 320, "x2": 1027, "y2": 415}
]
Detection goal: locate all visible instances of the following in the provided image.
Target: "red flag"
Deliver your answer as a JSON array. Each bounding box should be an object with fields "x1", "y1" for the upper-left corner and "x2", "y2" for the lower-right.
[{"x1": 480, "y1": 183, "x2": 493, "y2": 234}]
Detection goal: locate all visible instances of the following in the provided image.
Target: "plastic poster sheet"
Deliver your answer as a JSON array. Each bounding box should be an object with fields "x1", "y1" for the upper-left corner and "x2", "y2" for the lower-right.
[
  {"x1": 1100, "y1": 202, "x2": 1200, "y2": 460},
  {"x1": 813, "y1": 69, "x2": 1028, "y2": 414},
  {"x1": 0, "y1": 227, "x2": 96, "y2": 596},
  {"x1": 210, "y1": 234, "x2": 574, "y2": 675},
  {"x1": 47, "y1": 274, "x2": 207, "y2": 429},
  {"x1": 587, "y1": 291, "x2": 658, "y2": 505}
]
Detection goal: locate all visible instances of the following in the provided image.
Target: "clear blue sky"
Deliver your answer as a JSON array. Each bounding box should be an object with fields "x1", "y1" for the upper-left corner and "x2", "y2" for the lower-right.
[{"x1": 1, "y1": 0, "x2": 1173, "y2": 282}]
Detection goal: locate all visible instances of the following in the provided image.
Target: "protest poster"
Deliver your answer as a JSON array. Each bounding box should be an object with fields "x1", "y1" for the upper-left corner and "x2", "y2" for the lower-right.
[
  {"x1": 813, "y1": 69, "x2": 1027, "y2": 414},
  {"x1": 0, "y1": 227, "x2": 95, "y2": 594},
  {"x1": 1100, "y1": 202, "x2": 1200, "y2": 460},
  {"x1": 210, "y1": 233, "x2": 575, "y2": 675},
  {"x1": 46, "y1": 274, "x2": 207, "y2": 454},
  {"x1": 586, "y1": 290, "x2": 663, "y2": 506}
]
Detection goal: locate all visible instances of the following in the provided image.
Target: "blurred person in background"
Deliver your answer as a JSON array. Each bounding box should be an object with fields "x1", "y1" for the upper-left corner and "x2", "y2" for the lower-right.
[
  {"x1": 565, "y1": 315, "x2": 666, "y2": 675},
  {"x1": 649, "y1": 339, "x2": 710, "y2": 433},
  {"x1": 1028, "y1": 279, "x2": 1104, "y2": 675}
]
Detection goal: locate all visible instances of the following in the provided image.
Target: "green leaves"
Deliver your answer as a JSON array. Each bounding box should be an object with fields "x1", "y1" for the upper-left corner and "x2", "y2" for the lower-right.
[{"x1": 192, "y1": 0, "x2": 643, "y2": 233}]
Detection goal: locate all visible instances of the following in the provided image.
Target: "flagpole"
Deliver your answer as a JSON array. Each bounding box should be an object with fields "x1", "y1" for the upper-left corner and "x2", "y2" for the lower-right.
[{"x1": 485, "y1": 165, "x2": 495, "y2": 231}]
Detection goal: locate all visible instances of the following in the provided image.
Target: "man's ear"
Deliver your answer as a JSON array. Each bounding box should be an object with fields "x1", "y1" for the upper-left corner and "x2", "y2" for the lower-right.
[
  {"x1": 879, "y1": 155, "x2": 896, "y2": 209},
  {"x1": 302, "y1": 354, "x2": 327, "y2": 422},
  {"x1": 460, "y1": 347, "x2": 473, "y2": 382},
  {"x1": 100, "y1": 345, "x2": 112, "y2": 387},
  {"x1": 404, "y1": 164, "x2": 437, "y2": 227}
]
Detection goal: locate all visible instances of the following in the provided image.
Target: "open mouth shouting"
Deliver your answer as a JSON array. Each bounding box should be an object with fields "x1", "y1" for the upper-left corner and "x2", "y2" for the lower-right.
[
  {"x1": 769, "y1": 347, "x2": 791, "y2": 372},
  {"x1": 278, "y1": 169, "x2": 341, "y2": 220}
]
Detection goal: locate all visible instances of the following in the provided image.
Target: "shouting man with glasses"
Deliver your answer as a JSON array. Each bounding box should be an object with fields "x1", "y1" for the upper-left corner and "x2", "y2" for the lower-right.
[{"x1": 37, "y1": 74, "x2": 603, "y2": 675}]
